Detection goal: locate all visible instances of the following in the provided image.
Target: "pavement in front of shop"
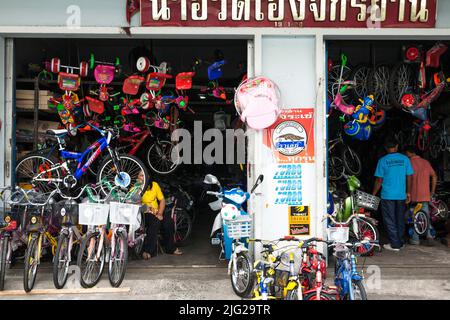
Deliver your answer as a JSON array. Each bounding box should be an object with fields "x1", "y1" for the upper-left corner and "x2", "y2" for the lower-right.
[{"x1": 1, "y1": 212, "x2": 449, "y2": 300}]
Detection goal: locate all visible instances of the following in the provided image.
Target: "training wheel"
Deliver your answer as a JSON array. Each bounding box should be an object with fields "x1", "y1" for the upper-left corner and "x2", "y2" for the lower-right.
[
  {"x1": 79, "y1": 61, "x2": 89, "y2": 77},
  {"x1": 50, "y1": 58, "x2": 61, "y2": 73},
  {"x1": 137, "y1": 57, "x2": 151, "y2": 72}
]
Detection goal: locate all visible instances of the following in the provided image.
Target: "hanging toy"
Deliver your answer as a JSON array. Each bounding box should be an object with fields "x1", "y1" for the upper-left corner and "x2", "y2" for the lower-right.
[{"x1": 344, "y1": 95, "x2": 375, "y2": 141}]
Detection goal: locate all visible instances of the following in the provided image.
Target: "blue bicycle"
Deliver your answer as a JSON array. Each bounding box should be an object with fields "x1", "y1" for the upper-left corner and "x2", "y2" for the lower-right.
[
  {"x1": 329, "y1": 238, "x2": 379, "y2": 300},
  {"x1": 16, "y1": 123, "x2": 149, "y2": 196}
]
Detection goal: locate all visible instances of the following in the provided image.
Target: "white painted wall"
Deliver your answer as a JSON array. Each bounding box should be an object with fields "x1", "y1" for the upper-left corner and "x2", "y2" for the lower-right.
[
  {"x1": 0, "y1": 36, "x2": 4, "y2": 185},
  {"x1": 255, "y1": 36, "x2": 317, "y2": 241}
]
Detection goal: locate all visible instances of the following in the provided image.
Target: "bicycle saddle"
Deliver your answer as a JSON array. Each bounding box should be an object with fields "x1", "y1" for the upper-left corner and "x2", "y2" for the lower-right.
[{"x1": 46, "y1": 128, "x2": 68, "y2": 136}]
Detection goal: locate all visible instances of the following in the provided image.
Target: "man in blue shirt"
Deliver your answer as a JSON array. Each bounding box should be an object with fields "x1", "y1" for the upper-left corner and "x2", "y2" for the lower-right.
[{"x1": 372, "y1": 139, "x2": 414, "y2": 251}]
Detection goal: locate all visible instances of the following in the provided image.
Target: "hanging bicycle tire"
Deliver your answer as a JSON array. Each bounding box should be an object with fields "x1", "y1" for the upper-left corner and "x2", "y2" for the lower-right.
[
  {"x1": 351, "y1": 64, "x2": 371, "y2": 101},
  {"x1": 328, "y1": 156, "x2": 345, "y2": 181},
  {"x1": 328, "y1": 64, "x2": 352, "y2": 102},
  {"x1": 388, "y1": 62, "x2": 417, "y2": 109},
  {"x1": 368, "y1": 64, "x2": 393, "y2": 110},
  {"x1": 342, "y1": 147, "x2": 362, "y2": 176}
]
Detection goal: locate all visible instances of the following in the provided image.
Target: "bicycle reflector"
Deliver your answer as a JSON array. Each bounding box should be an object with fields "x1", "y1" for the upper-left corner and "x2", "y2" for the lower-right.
[{"x1": 405, "y1": 46, "x2": 421, "y2": 62}]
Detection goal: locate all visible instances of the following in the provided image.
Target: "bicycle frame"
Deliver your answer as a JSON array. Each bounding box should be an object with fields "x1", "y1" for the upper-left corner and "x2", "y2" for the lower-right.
[
  {"x1": 118, "y1": 127, "x2": 152, "y2": 156},
  {"x1": 334, "y1": 248, "x2": 363, "y2": 300}
]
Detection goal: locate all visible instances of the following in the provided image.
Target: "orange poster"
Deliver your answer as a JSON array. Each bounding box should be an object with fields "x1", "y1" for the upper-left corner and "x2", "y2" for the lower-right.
[{"x1": 263, "y1": 109, "x2": 315, "y2": 164}]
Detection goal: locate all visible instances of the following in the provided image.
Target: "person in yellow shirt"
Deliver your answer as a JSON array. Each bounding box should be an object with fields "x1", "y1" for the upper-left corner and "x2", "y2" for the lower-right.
[{"x1": 140, "y1": 173, "x2": 182, "y2": 259}]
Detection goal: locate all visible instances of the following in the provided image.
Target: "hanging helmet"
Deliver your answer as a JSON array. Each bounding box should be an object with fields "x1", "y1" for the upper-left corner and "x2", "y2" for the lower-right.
[{"x1": 234, "y1": 76, "x2": 282, "y2": 130}]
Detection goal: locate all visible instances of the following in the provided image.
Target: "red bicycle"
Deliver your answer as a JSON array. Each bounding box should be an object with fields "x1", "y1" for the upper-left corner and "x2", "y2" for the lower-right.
[{"x1": 118, "y1": 126, "x2": 179, "y2": 175}]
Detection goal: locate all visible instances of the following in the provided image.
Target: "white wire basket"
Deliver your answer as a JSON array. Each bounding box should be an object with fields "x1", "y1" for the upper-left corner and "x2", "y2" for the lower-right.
[
  {"x1": 78, "y1": 203, "x2": 110, "y2": 226},
  {"x1": 355, "y1": 190, "x2": 380, "y2": 211},
  {"x1": 327, "y1": 226, "x2": 349, "y2": 243},
  {"x1": 224, "y1": 215, "x2": 252, "y2": 239},
  {"x1": 109, "y1": 202, "x2": 141, "y2": 226}
]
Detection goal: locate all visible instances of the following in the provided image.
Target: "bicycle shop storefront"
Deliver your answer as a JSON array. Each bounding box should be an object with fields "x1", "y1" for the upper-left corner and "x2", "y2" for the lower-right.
[{"x1": 0, "y1": 0, "x2": 450, "y2": 266}]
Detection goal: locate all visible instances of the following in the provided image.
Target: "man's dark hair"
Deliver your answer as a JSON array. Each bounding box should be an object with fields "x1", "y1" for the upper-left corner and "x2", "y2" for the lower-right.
[
  {"x1": 404, "y1": 145, "x2": 417, "y2": 155},
  {"x1": 384, "y1": 138, "x2": 398, "y2": 149}
]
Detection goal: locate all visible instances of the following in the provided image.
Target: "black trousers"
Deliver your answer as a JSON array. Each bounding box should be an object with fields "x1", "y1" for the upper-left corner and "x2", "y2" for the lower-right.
[{"x1": 143, "y1": 209, "x2": 176, "y2": 256}]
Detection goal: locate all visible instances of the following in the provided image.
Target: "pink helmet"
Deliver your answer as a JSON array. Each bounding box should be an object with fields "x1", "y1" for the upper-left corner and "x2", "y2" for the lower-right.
[{"x1": 234, "y1": 77, "x2": 281, "y2": 130}]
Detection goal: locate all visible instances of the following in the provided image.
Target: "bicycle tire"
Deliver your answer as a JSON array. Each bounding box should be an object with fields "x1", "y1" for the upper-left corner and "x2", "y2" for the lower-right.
[
  {"x1": 414, "y1": 211, "x2": 428, "y2": 236},
  {"x1": 345, "y1": 280, "x2": 368, "y2": 300},
  {"x1": 434, "y1": 200, "x2": 449, "y2": 221},
  {"x1": 53, "y1": 231, "x2": 70, "y2": 289},
  {"x1": 285, "y1": 287, "x2": 302, "y2": 300},
  {"x1": 351, "y1": 64, "x2": 371, "y2": 101},
  {"x1": 97, "y1": 154, "x2": 149, "y2": 197},
  {"x1": 146, "y1": 141, "x2": 180, "y2": 175},
  {"x1": 23, "y1": 234, "x2": 39, "y2": 293},
  {"x1": 230, "y1": 251, "x2": 254, "y2": 298},
  {"x1": 328, "y1": 156, "x2": 345, "y2": 181},
  {"x1": 0, "y1": 236, "x2": 8, "y2": 291},
  {"x1": 77, "y1": 231, "x2": 105, "y2": 288},
  {"x1": 350, "y1": 217, "x2": 379, "y2": 257},
  {"x1": 388, "y1": 62, "x2": 416, "y2": 109},
  {"x1": 342, "y1": 147, "x2": 362, "y2": 176},
  {"x1": 174, "y1": 209, "x2": 192, "y2": 247},
  {"x1": 16, "y1": 154, "x2": 62, "y2": 193},
  {"x1": 368, "y1": 64, "x2": 393, "y2": 110},
  {"x1": 108, "y1": 230, "x2": 128, "y2": 288},
  {"x1": 303, "y1": 291, "x2": 336, "y2": 300}
]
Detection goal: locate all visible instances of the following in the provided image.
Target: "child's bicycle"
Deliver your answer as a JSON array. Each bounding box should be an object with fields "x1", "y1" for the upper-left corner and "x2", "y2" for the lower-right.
[{"x1": 407, "y1": 203, "x2": 429, "y2": 237}]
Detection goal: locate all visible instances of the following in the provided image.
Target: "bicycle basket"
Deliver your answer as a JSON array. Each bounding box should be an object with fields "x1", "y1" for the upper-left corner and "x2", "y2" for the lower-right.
[
  {"x1": 146, "y1": 72, "x2": 172, "y2": 91},
  {"x1": 78, "y1": 202, "x2": 109, "y2": 226},
  {"x1": 355, "y1": 190, "x2": 380, "y2": 211},
  {"x1": 327, "y1": 226, "x2": 349, "y2": 243},
  {"x1": 109, "y1": 202, "x2": 141, "y2": 226},
  {"x1": 94, "y1": 65, "x2": 115, "y2": 85},
  {"x1": 224, "y1": 215, "x2": 252, "y2": 239},
  {"x1": 176, "y1": 72, "x2": 195, "y2": 90},
  {"x1": 58, "y1": 72, "x2": 80, "y2": 91}
]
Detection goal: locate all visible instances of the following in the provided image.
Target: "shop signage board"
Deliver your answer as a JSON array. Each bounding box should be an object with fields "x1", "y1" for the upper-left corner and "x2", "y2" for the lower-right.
[
  {"x1": 136, "y1": 0, "x2": 437, "y2": 28},
  {"x1": 263, "y1": 108, "x2": 315, "y2": 235}
]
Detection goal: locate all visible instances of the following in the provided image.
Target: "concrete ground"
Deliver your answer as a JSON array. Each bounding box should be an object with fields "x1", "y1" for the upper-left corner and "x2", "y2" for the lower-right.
[{"x1": 1, "y1": 213, "x2": 450, "y2": 300}]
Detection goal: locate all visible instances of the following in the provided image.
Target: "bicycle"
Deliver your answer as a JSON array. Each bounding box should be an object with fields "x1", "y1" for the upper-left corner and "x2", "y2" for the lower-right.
[
  {"x1": 77, "y1": 181, "x2": 141, "y2": 288},
  {"x1": 15, "y1": 122, "x2": 149, "y2": 197},
  {"x1": 118, "y1": 124, "x2": 180, "y2": 175},
  {"x1": 14, "y1": 187, "x2": 59, "y2": 292},
  {"x1": 328, "y1": 131, "x2": 362, "y2": 179},
  {"x1": 407, "y1": 203, "x2": 429, "y2": 236},
  {"x1": 52, "y1": 185, "x2": 99, "y2": 289}
]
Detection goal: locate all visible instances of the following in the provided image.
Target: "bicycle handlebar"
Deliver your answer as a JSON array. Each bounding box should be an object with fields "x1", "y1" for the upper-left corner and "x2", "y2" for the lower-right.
[{"x1": 12, "y1": 187, "x2": 58, "y2": 207}]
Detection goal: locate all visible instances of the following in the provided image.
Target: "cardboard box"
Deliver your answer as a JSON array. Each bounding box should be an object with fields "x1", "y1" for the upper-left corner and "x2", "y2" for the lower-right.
[{"x1": 16, "y1": 119, "x2": 60, "y2": 134}]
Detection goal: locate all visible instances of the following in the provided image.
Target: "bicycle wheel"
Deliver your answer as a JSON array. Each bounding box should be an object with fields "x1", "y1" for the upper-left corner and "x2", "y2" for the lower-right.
[
  {"x1": 0, "y1": 236, "x2": 8, "y2": 291},
  {"x1": 344, "y1": 280, "x2": 367, "y2": 300},
  {"x1": 23, "y1": 234, "x2": 40, "y2": 292},
  {"x1": 174, "y1": 209, "x2": 192, "y2": 247},
  {"x1": 414, "y1": 211, "x2": 428, "y2": 236},
  {"x1": 328, "y1": 64, "x2": 352, "y2": 101},
  {"x1": 434, "y1": 200, "x2": 449, "y2": 221},
  {"x1": 146, "y1": 141, "x2": 180, "y2": 175},
  {"x1": 53, "y1": 231, "x2": 70, "y2": 289},
  {"x1": 133, "y1": 211, "x2": 146, "y2": 258},
  {"x1": 389, "y1": 63, "x2": 416, "y2": 109},
  {"x1": 351, "y1": 217, "x2": 379, "y2": 257},
  {"x1": 230, "y1": 251, "x2": 254, "y2": 298},
  {"x1": 368, "y1": 64, "x2": 392, "y2": 110},
  {"x1": 286, "y1": 287, "x2": 302, "y2": 300},
  {"x1": 342, "y1": 147, "x2": 362, "y2": 176},
  {"x1": 16, "y1": 154, "x2": 61, "y2": 193},
  {"x1": 303, "y1": 291, "x2": 336, "y2": 300},
  {"x1": 351, "y1": 65, "x2": 371, "y2": 101},
  {"x1": 77, "y1": 231, "x2": 105, "y2": 288},
  {"x1": 108, "y1": 230, "x2": 128, "y2": 288},
  {"x1": 97, "y1": 154, "x2": 148, "y2": 197},
  {"x1": 328, "y1": 156, "x2": 345, "y2": 181}
]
